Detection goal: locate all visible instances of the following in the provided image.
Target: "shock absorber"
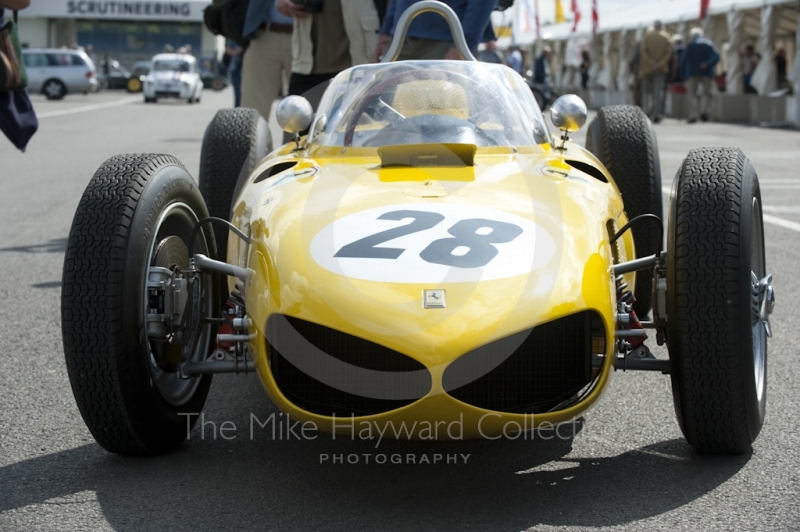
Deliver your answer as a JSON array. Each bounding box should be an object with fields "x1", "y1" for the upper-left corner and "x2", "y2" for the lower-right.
[{"x1": 615, "y1": 275, "x2": 647, "y2": 354}]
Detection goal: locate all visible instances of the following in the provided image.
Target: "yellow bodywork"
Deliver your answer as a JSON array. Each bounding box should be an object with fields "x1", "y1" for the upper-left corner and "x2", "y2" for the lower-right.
[{"x1": 229, "y1": 139, "x2": 635, "y2": 439}]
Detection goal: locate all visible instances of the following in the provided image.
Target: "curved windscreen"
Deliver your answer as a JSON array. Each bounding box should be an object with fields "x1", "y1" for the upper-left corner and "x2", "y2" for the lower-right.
[
  {"x1": 312, "y1": 61, "x2": 551, "y2": 148},
  {"x1": 153, "y1": 60, "x2": 191, "y2": 72}
]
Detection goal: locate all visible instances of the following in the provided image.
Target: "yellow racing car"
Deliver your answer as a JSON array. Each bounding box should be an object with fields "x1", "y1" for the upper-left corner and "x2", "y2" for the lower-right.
[{"x1": 62, "y1": 2, "x2": 774, "y2": 457}]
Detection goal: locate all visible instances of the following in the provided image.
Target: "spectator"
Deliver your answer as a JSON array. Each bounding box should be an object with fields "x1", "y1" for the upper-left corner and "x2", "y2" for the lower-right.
[
  {"x1": 276, "y1": 0, "x2": 380, "y2": 104},
  {"x1": 533, "y1": 46, "x2": 551, "y2": 84},
  {"x1": 630, "y1": 40, "x2": 642, "y2": 106},
  {"x1": 506, "y1": 45, "x2": 523, "y2": 74},
  {"x1": 775, "y1": 48, "x2": 787, "y2": 89},
  {"x1": 102, "y1": 52, "x2": 110, "y2": 78},
  {"x1": 580, "y1": 50, "x2": 591, "y2": 89},
  {"x1": 477, "y1": 40, "x2": 503, "y2": 64},
  {"x1": 372, "y1": 0, "x2": 496, "y2": 62},
  {"x1": 242, "y1": 0, "x2": 294, "y2": 122},
  {"x1": 225, "y1": 39, "x2": 244, "y2": 107},
  {"x1": 84, "y1": 44, "x2": 97, "y2": 67},
  {"x1": 0, "y1": 0, "x2": 38, "y2": 153},
  {"x1": 680, "y1": 27, "x2": 719, "y2": 123},
  {"x1": 660, "y1": 33, "x2": 684, "y2": 117},
  {"x1": 743, "y1": 44, "x2": 759, "y2": 94},
  {"x1": 669, "y1": 34, "x2": 684, "y2": 83},
  {"x1": 638, "y1": 20, "x2": 672, "y2": 123}
]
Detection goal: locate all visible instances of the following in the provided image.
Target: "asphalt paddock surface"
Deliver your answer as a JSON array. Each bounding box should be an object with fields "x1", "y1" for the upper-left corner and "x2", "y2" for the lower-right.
[{"x1": 1, "y1": 89, "x2": 798, "y2": 531}]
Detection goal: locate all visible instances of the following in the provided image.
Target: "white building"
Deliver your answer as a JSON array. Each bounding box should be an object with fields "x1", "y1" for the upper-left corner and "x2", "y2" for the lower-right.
[{"x1": 17, "y1": 0, "x2": 218, "y2": 68}]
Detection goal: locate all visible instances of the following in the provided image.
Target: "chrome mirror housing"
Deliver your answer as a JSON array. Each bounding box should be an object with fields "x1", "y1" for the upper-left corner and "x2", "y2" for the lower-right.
[
  {"x1": 276, "y1": 96, "x2": 314, "y2": 135},
  {"x1": 550, "y1": 94, "x2": 587, "y2": 149},
  {"x1": 308, "y1": 114, "x2": 328, "y2": 144}
]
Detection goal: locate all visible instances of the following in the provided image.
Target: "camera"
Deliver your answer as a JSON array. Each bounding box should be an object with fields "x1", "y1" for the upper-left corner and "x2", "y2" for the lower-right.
[{"x1": 291, "y1": 0, "x2": 324, "y2": 13}]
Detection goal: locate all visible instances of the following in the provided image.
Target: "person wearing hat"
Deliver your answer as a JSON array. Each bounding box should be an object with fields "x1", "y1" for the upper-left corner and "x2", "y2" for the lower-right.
[
  {"x1": 638, "y1": 20, "x2": 672, "y2": 123},
  {"x1": 680, "y1": 27, "x2": 719, "y2": 123}
]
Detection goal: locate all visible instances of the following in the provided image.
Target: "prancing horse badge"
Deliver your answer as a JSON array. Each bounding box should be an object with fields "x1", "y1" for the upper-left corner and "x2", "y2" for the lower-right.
[{"x1": 423, "y1": 289, "x2": 446, "y2": 309}]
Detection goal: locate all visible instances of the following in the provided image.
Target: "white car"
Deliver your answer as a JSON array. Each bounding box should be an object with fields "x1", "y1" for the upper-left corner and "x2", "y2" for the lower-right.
[
  {"x1": 22, "y1": 48, "x2": 98, "y2": 100},
  {"x1": 142, "y1": 53, "x2": 203, "y2": 104}
]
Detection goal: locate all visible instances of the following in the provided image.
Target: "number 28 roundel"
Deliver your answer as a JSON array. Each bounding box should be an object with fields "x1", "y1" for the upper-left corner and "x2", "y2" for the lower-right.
[{"x1": 309, "y1": 204, "x2": 556, "y2": 283}]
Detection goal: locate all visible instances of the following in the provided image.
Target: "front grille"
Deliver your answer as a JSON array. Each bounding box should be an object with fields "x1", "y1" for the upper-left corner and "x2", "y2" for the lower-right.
[
  {"x1": 443, "y1": 311, "x2": 605, "y2": 414},
  {"x1": 267, "y1": 315, "x2": 431, "y2": 417}
]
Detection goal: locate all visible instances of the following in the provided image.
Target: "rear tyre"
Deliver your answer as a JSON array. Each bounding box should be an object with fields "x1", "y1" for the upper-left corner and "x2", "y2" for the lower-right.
[
  {"x1": 199, "y1": 108, "x2": 271, "y2": 260},
  {"x1": 62, "y1": 154, "x2": 216, "y2": 456},
  {"x1": 586, "y1": 105, "x2": 662, "y2": 317},
  {"x1": 667, "y1": 148, "x2": 768, "y2": 454},
  {"x1": 43, "y1": 79, "x2": 67, "y2": 100}
]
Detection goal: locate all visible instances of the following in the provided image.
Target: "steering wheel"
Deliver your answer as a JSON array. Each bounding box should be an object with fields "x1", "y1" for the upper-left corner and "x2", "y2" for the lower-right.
[{"x1": 343, "y1": 68, "x2": 511, "y2": 147}]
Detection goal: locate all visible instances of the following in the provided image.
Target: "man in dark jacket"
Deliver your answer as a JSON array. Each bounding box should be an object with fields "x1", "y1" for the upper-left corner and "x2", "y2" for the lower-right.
[
  {"x1": 533, "y1": 46, "x2": 552, "y2": 84},
  {"x1": 680, "y1": 27, "x2": 719, "y2": 123},
  {"x1": 373, "y1": 0, "x2": 497, "y2": 61}
]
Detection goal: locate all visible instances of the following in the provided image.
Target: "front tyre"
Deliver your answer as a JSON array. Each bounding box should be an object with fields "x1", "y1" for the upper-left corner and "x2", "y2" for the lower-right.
[
  {"x1": 62, "y1": 154, "x2": 216, "y2": 456},
  {"x1": 586, "y1": 105, "x2": 663, "y2": 317},
  {"x1": 667, "y1": 148, "x2": 771, "y2": 454}
]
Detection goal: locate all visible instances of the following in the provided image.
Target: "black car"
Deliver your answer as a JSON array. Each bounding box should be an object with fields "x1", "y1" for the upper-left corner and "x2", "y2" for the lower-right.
[
  {"x1": 97, "y1": 59, "x2": 131, "y2": 90},
  {"x1": 199, "y1": 56, "x2": 229, "y2": 91},
  {"x1": 125, "y1": 61, "x2": 151, "y2": 93}
]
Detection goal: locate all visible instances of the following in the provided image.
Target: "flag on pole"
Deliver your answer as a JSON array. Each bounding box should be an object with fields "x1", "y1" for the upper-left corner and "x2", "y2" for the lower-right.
[
  {"x1": 571, "y1": 0, "x2": 582, "y2": 32},
  {"x1": 592, "y1": 0, "x2": 599, "y2": 33},
  {"x1": 511, "y1": 0, "x2": 539, "y2": 44},
  {"x1": 515, "y1": 0, "x2": 538, "y2": 41},
  {"x1": 700, "y1": 0, "x2": 711, "y2": 19},
  {"x1": 555, "y1": 0, "x2": 566, "y2": 23}
]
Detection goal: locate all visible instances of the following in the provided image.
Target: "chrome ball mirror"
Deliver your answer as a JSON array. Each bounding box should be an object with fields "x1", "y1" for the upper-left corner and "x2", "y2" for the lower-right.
[
  {"x1": 276, "y1": 95, "x2": 313, "y2": 135},
  {"x1": 550, "y1": 94, "x2": 587, "y2": 133},
  {"x1": 550, "y1": 94, "x2": 587, "y2": 149}
]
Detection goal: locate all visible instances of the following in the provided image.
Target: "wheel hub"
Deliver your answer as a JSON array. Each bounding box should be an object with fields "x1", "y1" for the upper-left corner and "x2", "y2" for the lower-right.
[
  {"x1": 751, "y1": 272, "x2": 775, "y2": 338},
  {"x1": 146, "y1": 235, "x2": 201, "y2": 369}
]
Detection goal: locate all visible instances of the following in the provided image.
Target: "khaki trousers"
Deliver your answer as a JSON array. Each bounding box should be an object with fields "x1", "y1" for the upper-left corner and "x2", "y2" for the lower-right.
[
  {"x1": 241, "y1": 30, "x2": 293, "y2": 121},
  {"x1": 640, "y1": 71, "x2": 666, "y2": 119},
  {"x1": 685, "y1": 76, "x2": 713, "y2": 120}
]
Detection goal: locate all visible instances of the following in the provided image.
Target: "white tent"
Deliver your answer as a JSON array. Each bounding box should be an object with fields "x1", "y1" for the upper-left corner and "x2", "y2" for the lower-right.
[
  {"x1": 497, "y1": 0, "x2": 800, "y2": 117},
  {"x1": 500, "y1": 0, "x2": 796, "y2": 44}
]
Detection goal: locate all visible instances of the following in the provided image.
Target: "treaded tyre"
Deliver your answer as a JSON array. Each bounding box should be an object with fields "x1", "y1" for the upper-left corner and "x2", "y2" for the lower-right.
[
  {"x1": 586, "y1": 105, "x2": 663, "y2": 317},
  {"x1": 667, "y1": 147, "x2": 769, "y2": 454},
  {"x1": 62, "y1": 154, "x2": 216, "y2": 456},
  {"x1": 199, "y1": 108, "x2": 271, "y2": 260}
]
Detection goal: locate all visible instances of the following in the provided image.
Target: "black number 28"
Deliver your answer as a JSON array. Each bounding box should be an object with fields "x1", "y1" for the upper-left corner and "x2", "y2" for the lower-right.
[{"x1": 334, "y1": 210, "x2": 523, "y2": 269}]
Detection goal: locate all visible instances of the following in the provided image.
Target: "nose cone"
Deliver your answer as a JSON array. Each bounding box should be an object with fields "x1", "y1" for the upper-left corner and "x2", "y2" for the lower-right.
[{"x1": 246, "y1": 162, "x2": 615, "y2": 365}]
